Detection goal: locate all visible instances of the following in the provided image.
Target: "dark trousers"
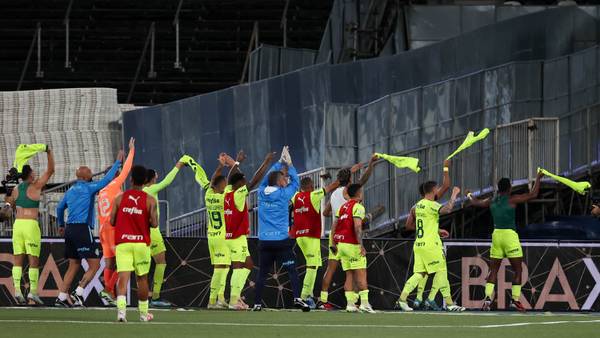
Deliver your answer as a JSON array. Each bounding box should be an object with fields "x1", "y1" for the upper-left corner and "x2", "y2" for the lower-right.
[{"x1": 254, "y1": 239, "x2": 300, "y2": 306}]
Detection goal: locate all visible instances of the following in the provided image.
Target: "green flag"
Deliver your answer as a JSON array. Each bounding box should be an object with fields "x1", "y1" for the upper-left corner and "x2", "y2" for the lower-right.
[
  {"x1": 537, "y1": 168, "x2": 591, "y2": 195},
  {"x1": 180, "y1": 155, "x2": 210, "y2": 189},
  {"x1": 375, "y1": 153, "x2": 420, "y2": 173},
  {"x1": 447, "y1": 128, "x2": 490, "y2": 160},
  {"x1": 13, "y1": 144, "x2": 47, "y2": 173}
]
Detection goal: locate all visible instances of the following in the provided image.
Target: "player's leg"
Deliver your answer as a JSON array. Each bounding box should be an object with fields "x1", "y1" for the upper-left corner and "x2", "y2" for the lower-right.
[
  {"x1": 432, "y1": 269, "x2": 463, "y2": 312},
  {"x1": 100, "y1": 227, "x2": 118, "y2": 303},
  {"x1": 228, "y1": 236, "x2": 252, "y2": 309},
  {"x1": 73, "y1": 226, "x2": 102, "y2": 305},
  {"x1": 298, "y1": 237, "x2": 320, "y2": 307},
  {"x1": 318, "y1": 250, "x2": 340, "y2": 309},
  {"x1": 115, "y1": 243, "x2": 134, "y2": 322},
  {"x1": 253, "y1": 241, "x2": 276, "y2": 311},
  {"x1": 21, "y1": 219, "x2": 42, "y2": 304},
  {"x1": 397, "y1": 250, "x2": 426, "y2": 311},
  {"x1": 12, "y1": 254, "x2": 25, "y2": 304},
  {"x1": 208, "y1": 238, "x2": 230, "y2": 309},
  {"x1": 26, "y1": 254, "x2": 41, "y2": 305},
  {"x1": 343, "y1": 270, "x2": 358, "y2": 312},
  {"x1": 483, "y1": 258, "x2": 501, "y2": 310},
  {"x1": 340, "y1": 242, "x2": 373, "y2": 314},
  {"x1": 58, "y1": 259, "x2": 81, "y2": 306},
  {"x1": 134, "y1": 243, "x2": 153, "y2": 321},
  {"x1": 415, "y1": 274, "x2": 428, "y2": 310},
  {"x1": 506, "y1": 231, "x2": 525, "y2": 312},
  {"x1": 150, "y1": 228, "x2": 170, "y2": 307},
  {"x1": 278, "y1": 239, "x2": 309, "y2": 311}
]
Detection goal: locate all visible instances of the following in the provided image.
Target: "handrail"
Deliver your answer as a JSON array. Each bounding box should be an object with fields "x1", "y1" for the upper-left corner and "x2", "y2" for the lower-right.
[{"x1": 127, "y1": 22, "x2": 156, "y2": 103}]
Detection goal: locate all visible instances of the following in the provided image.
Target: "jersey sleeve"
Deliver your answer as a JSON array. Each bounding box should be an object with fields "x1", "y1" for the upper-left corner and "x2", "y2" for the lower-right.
[
  {"x1": 148, "y1": 166, "x2": 179, "y2": 194},
  {"x1": 310, "y1": 188, "x2": 325, "y2": 212},
  {"x1": 352, "y1": 203, "x2": 366, "y2": 219},
  {"x1": 434, "y1": 201, "x2": 443, "y2": 213},
  {"x1": 113, "y1": 147, "x2": 135, "y2": 187},
  {"x1": 233, "y1": 185, "x2": 249, "y2": 211}
]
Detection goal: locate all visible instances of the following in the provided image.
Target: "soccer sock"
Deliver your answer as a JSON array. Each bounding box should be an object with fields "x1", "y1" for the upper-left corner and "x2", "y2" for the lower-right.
[
  {"x1": 359, "y1": 290, "x2": 369, "y2": 305},
  {"x1": 511, "y1": 284, "x2": 522, "y2": 302},
  {"x1": 320, "y1": 291, "x2": 328, "y2": 303},
  {"x1": 485, "y1": 282, "x2": 495, "y2": 300},
  {"x1": 152, "y1": 263, "x2": 166, "y2": 300},
  {"x1": 76, "y1": 286, "x2": 85, "y2": 296},
  {"x1": 429, "y1": 272, "x2": 447, "y2": 302},
  {"x1": 12, "y1": 266, "x2": 22, "y2": 295},
  {"x1": 117, "y1": 295, "x2": 126, "y2": 311},
  {"x1": 301, "y1": 268, "x2": 317, "y2": 299},
  {"x1": 436, "y1": 271, "x2": 453, "y2": 305},
  {"x1": 417, "y1": 274, "x2": 428, "y2": 301},
  {"x1": 108, "y1": 271, "x2": 119, "y2": 295},
  {"x1": 138, "y1": 300, "x2": 149, "y2": 316},
  {"x1": 400, "y1": 273, "x2": 424, "y2": 302},
  {"x1": 28, "y1": 267, "x2": 39, "y2": 295},
  {"x1": 209, "y1": 268, "x2": 228, "y2": 304},
  {"x1": 217, "y1": 268, "x2": 230, "y2": 303},
  {"x1": 229, "y1": 267, "x2": 251, "y2": 304},
  {"x1": 344, "y1": 291, "x2": 355, "y2": 306}
]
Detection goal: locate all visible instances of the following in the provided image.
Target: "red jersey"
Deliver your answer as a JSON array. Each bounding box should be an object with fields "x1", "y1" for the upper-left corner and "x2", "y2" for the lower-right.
[
  {"x1": 333, "y1": 199, "x2": 360, "y2": 244},
  {"x1": 115, "y1": 190, "x2": 151, "y2": 246},
  {"x1": 224, "y1": 190, "x2": 249, "y2": 239},
  {"x1": 290, "y1": 191, "x2": 322, "y2": 238}
]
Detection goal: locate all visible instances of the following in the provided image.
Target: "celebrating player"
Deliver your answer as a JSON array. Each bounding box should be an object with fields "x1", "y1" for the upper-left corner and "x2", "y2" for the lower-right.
[
  {"x1": 55, "y1": 151, "x2": 123, "y2": 307},
  {"x1": 467, "y1": 171, "x2": 544, "y2": 312},
  {"x1": 330, "y1": 184, "x2": 375, "y2": 313},
  {"x1": 224, "y1": 150, "x2": 274, "y2": 310},
  {"x1": 97, "y1": 137, "x2": 135, "y2": 304},
  {"x1": 110, "y1": 165, "x2": 158, "y2": 322},
  {"x1": 143, "y1": 159, "x2": 186, "y2": 307},
  {"x1": 6, "y1": 145, "x2": 54, "y2": 305},
  {"x1": 318, "y1": 155, "x2": 376, "y2": 310},
  {"x1": 290, "y1": 175, "x2": 339, "y2": 308}
]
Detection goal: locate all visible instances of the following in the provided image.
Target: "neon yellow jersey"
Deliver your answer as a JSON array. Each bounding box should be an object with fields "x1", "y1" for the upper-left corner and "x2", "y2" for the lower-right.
[
  {"x1": 413, "y1": 198, "x2": 442, "y2": 247},
  {"x1": 205, "y1": 187, "x2": 226, "y2": 239},
  {"x1": 231, "y1": 185, "x2": 249, "y2": 212},
  {"x1": 292, "y1": 188, "x2": 325, "y2": 213}
]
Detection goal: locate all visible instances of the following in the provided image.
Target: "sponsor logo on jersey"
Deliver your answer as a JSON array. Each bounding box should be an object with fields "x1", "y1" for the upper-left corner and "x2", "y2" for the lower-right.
[
  {"x1": 295, "y1": 206, "x2": 309, "y2": 213},
  {"x1": 128, "y1": 195, "x2": 141, "y2": 206},
  {"x1": 121, "y1": 234, "x2": 145, "y2": 241},
  {"x1": 295, "y1": 229, "x2": 311, "y2": 235},
  {"x1": 122, "y1": 206, "x2": 143, "y2": 215}
]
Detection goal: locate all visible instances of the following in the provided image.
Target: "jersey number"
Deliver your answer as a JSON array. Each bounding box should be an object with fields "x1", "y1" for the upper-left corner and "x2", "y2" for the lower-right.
[
  {"x1": 416, "y1": 219, "x2": 424, "y2": 239},
  {"x1": 210, "y1": 211, "x2": 223, "y2": 229}
]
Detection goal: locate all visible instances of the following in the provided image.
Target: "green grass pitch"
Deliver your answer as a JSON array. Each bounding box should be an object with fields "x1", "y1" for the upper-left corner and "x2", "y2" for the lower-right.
[{"x1": 0, "y1": 308, "x2": 599, "y2": 338}]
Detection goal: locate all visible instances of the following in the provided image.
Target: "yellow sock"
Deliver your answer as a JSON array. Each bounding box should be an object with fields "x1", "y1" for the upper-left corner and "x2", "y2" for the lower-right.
[
  {"x1": 359, "y1": 290, "x2": 369, "y2": 305},
  {"x1": 29, "y1": 268, "x2": 39, "y2": 295},
  {"x1": 12, "y1": 266, "x2": 22, "y2": 295},
  {"x1": 320, "y1": 291, "x2": 328, "y2": 303},
  {"x1": 485, "y1": 282, "x2": 495, "y2": 299},
  {"x1": 511, "y1": 284, "x2": 521, "y2": 301}
]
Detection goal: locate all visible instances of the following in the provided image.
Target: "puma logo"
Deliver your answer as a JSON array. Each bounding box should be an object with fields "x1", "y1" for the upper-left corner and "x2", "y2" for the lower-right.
[
  {"x1": 225, "y1": 199, "x2": 231, "y2": 207},
  {"x1": 128, "y1": 195, "x2": 141, "y2": 206},
  {"x1": 297, "y1": 196, "x2": 306, "y2": 204}
]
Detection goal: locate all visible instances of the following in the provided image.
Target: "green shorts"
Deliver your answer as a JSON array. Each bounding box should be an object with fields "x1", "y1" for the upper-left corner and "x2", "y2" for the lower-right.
[
  {"x1": 338, "y1": 243, "x2": 366, "y2": 271},
  {"x1": 490, "y1": 229, "x2": 523, "y2": 259},
  {"x1": 226, "y1": 235, "x2": 250, "y2": 263},
  {"x1": 150, "y1": 227, "x2": 166, "y2": 256},
  {"x1": 296, "y1": 236, "x2": 322, "y2": 267},
  {"x1": 116, "y1": 242, "x2": 151, "y2": 276},
  {"x1": 208, "y1": 237, "x2": 231, "y2": 265},
  {"x1": 413, "y1": 243, "x2": 446, "y2": 274},
  {"x1": 12, "y1": 219, "x2": 41, "y2": 257}
]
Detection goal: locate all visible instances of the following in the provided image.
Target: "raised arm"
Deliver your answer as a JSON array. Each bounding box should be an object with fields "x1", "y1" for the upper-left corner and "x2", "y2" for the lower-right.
[
  {"x1": 440, "y1": 186, "x2": 460, "y2": 215},
  {"x1": 510, "y1": 172, "x2": 544, "y2": 205},
  {"x1": 56, "y1": 196, "x2": 67, "y2": 228},
  {"x1": 357, "y1": 154, "x2": 378, "y2": 187},
  {"x1": 210, "y1": 154, "x2": 227, "y2": 188},
  {"x1": 146, "y1": 162, "x2": 184, "y2": 194},
  {"x1": 467, "y1": 193, "x2": 491, "y2": 208},
  {"x1": 282, "y1": 165, "x2": 300, "y2": 200},
  {"x1": 89, "y1": 152, "x2": 123, "y2": 193},
  {"x1": 33, "y1": 147, "x2": 55, "y2": 188},
  {"x1": 113, "y1": 138, "x2": 135, "y2": 187},
  {"x1": 322, "y1": 201, "x2": 332, "y2": 217},
  {"x1": 226, "y1": 151, "x2": 244, "y2": 183},
  {"x1": 405, "y1": 207, "x2": 416, "y2": 231},
  {"x1": 248, "y1": 152, "x2": 276, "y2": 190},
  {"x1": 435, "y1": 159, "x2": 451, "y2": 200},
  {"x1": 324, "y1": 179, "x2": 341, "y2": 194},
  {"x1": 110, "y1": 194, "x2": 122, "y2": 227},
  {"x1": 259, "y1": 161, "x2": 283, "y2": 189}
]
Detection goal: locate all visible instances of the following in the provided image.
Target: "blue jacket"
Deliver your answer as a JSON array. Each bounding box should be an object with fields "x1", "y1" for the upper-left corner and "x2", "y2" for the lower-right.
[
  {"x1": 57, "y1": 160, "x2": 121, "y2": 228},
  {"x1": 257, "y1": 162, "x2": 299, "y2": 241}
]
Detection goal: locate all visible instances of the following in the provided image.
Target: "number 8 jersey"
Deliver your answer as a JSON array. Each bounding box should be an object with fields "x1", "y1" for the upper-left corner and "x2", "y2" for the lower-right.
[
  {"x1": 413, "y1": 198, "x2": 443, "y2": 249},
  {"x1": 205, "y1": 187, "x2": 226, "y2": 239}
]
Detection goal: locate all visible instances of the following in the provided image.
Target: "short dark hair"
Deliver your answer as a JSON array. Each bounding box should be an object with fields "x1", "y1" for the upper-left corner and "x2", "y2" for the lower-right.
[
  {"x1": 418, "y1": 183, "x2": 425, "y2": 196},
  {"x1": 498, "y1": 178, "x2": 511, "y2": 193},
  {"x1": 347, "y1": 183, "x2": 362, "y2": 198},
  {"x1": 132, "y1": 165, "x2": 147, "y2": 185},
  {"x1": 337, "y1": 168, "x2": 351, "y2": 186},
  {"x1": 268, "y1": 171, "x2": 282, "y2": 186},
  {"x1": 212, "y1": 175, "x2": 226, "y2": 187},
  {"x1": 422, "y1": 181, "x2": 437, "y2": 195},
  {"x1": 20, "y1": 165, "x2": 33, "y2": 181},
  {"x1": 228, "y1": 172, "x2": 246, "y2": 186},
  {"x1": 301, "y1": 177, "x2": 313, "y2": 189},
  {"x1": 145, "y1": 169, "x2": 157, "y2": 184}
]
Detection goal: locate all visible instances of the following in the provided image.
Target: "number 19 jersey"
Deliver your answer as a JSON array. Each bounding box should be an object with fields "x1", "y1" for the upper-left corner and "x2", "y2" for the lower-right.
[
  {"x1": 414, "y1": 198, "x2": 442, "y2": 249},
  {"x1": 205, "y1": 187, "x2": 226, "y2": 239}
]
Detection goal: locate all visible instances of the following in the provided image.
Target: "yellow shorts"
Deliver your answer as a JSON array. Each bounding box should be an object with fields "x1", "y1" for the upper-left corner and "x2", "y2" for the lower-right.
[
  {"x1": 150, "y1": 227, "x2": 166, "y2": 256},
  {"x1": 338, "y1": 243, "x2": 366, "y2": 271},
  {"x1": 116, "y1": 242, "x2": 152, "y2": 276},
  {"x1": 208, "y1": 237, "x2": 231, "y2": 265},
  {"x1": 226, "y1": 235, "x2": 250, "y2": 263},
  {"x1": 296, "y1": 236, "x2": 322, "y2": 267},
  {"x1": 12, "y1": 219, "x2": 41, "y2": 257},
  {"x1": 490, "y1": 229, "x2": 523, "y2": 259},
  {"x1": 413, "y1": 243, "x2": 446, "y2": 274}
]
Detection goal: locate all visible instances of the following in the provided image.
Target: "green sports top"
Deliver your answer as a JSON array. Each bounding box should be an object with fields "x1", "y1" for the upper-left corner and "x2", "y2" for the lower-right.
[
  {"x1": 205, "y1": 187, "x2": 227, "y2": 239},
  {"x1": 15, "y1": 183, "x2": 39, "y2": 208},
  {"x1": 490, "y1": 195, "x2": 516, "y2": 230},
  {"x1": 413, "y1": 198, "x2": 442, "y2": 247}
]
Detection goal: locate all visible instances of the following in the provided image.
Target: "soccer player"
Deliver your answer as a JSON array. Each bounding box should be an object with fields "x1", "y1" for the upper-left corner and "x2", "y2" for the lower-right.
[
  {"x1": 318, "y1": 155, "x2": 377, "y2": 310},
  {"x1": 6, "y1": 145, "x2": 54, "y2": 305},
  {"x1": 97, "y1": 137, "x2": 135, "y2": 304},
  {"x1": 330, "y1": 184, "x2": 375, "y2": 313},
  {"x1": 224, "y1": 150, "x2": 274, "y2": 310},
  {"x1": 290, "y1": 175, "x2": 339, "y2": 308},
  {"x1": 110, "y1": 165, "x2": 158, "y2": 322},
  {"x1": 253, "y1": 146, "x2": 310, "y2": 312},
  {"x1": 55, "y1": 150, "x2": 123, "y2": 307},
  {"x1": 143, "y1": 159, "x2": 186, "y2": 307},
  {"x1": 467, "y1": 171, "x2": 544, "y2": 312},
  {"x1": 396, "y1": 182, "x2": 464, "y2": 312}
]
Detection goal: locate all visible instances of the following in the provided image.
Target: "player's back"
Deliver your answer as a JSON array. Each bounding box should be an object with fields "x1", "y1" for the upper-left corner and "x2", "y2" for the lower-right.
[
  {"x1": 115, "y1": 189, "x2": 151, "y2": 246},
  {"x1": 413, "y1": 198, "x2": 442, "y2": 249},
  {"x1": 98, "y1": 181, "x2": 122, "y2": 230}
]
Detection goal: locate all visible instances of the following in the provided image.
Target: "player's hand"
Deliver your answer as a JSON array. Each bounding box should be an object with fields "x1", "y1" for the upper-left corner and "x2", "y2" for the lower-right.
[
  {"x1": 370, "y1": 154, "x2": 378, "y2": 163},
  {"x1": 443, "y1": 159, "x2": 451, "y2": 168},
  {"x1": 175, "y1": 161, "x2": 185, "y2": 169},
  {"x1": 218, "y1": 153, "x2": 228, "y2": 166},
  {"x1": 451, "y1": 186, "x2": 461, "y2": 197},
  {"x1": 117, "y1": 150, "x2": 124, "y2": 162},
  {"x1": 58, "y1": 227, "x2": 65, "y2": 237},
  {"x1": 320, "y1": 172, "x2": 332, "y2": 180},
  {"x1": 128, "y1": 137, "x2": 135, "y2": 150},
  {"x1": 359, "y1": 245, "x2": 366, "y2": 257},
  {"x1": 236, "y1": 150, "x2": 247, "y2": 163},
  {"x1": 537, "y1": 171, "x2": 545, "y2": 179},
  {"x1": 439, "y1": 229, "x2": 450, "y2": 239},
  {"x1": 350, "y1": 162, "x2": 363, "y2": 173},
  {"x1": 223, "y1": 154, "x2": 237, "y2": 167},
  {"x1": 265, "y1": 151, "x2": 276, "y2": 162}
]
